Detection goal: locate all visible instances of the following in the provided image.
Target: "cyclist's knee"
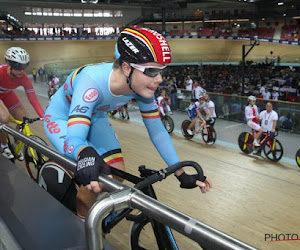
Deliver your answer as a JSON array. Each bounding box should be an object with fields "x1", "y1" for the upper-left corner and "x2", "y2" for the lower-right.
[{"x1": 0, "y1": 110, "x2": 10, "y2": 124}]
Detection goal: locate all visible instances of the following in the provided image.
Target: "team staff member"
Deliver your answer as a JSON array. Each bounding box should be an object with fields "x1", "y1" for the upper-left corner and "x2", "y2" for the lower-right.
[
  {"x1": 203, "y1": 94, "x2": 216, "y2": 125},
  {"x1": 254, "y1": 102, "x2": 278, "y2": 156},
  {"x1": 0, "y1": 47, "x2": 44, "y2": 159},
  {"x1": 43, "y1": 26, "x2": 212, "y2": 218}
]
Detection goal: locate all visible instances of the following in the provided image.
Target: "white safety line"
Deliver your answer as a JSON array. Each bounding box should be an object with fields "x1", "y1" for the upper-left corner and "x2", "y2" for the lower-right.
[{"x1": 224, "y1": 123, "x2": 244, "y2": 129}]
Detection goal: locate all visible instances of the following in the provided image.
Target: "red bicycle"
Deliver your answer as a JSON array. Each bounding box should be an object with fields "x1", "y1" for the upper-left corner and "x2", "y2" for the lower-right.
[{"x1": 238, "y1": 129, "x2": 283, "y2": 162}]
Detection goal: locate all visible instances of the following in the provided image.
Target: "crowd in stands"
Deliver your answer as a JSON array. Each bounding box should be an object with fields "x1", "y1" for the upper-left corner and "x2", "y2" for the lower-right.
[
  {"x1": 281, "y1": 25, "x2": 300, "y2": 41},
  {"x1": 237, "y1": 27, "x2": 275, "y2": 39},
  {"x1": 161, "y1": 63, "x2": 300, "y2": 102}
]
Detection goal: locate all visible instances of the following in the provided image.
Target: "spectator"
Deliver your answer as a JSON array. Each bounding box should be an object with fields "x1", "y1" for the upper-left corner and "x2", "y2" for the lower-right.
[
  {"x1": 263, "y1": 88, "x2": 271, "y2": 100},
  {"x1": 38, "y1": 67, "x2": 45, "y2": 82},
  {"x1": 32, "y1": 67, "x2": 37, "y2": 83},
  {"x1": 272, "y1": 89, "x2": 279, "y2": 101},
  {"x1": 168, "y1": 79, "x2": 177, "y2": 111},
  {"x1": 184, "y1": 75, "x2": 193, "y2": 91},
  {"x1": 282, "y1": 113, "x2": 293, "y2": 130},
  {"x1": 192, "y1": 79, "x2": 206, "y2": 101}
]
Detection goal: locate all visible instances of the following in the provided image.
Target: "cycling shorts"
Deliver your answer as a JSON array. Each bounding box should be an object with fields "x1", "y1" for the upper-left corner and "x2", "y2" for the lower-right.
[
  {"x1": 0, "y1": 91, "x2": 22, "y2": 112},
  {"x1": 187, "y1": 108, "x2": 197, "y2": 120},
  {"x1": 247, "y1": 120, "x2": 261, "y2": 131}
]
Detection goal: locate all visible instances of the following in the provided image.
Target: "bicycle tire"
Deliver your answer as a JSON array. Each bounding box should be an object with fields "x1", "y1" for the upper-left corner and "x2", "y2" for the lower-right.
[
  {"x1": 129, "y1": 217, "x2": 178, "y2": 250},
  {"x1": 263, "y1": 138, "x2": 283, "y2": 162},
  {"x1": 238, "y1": 132, "x2": 254, "y2": 154},
  {"x1": 162, "y1": 115, "x2": 174, "y2": 134},
  {"x1": 23, "y1": 135, "x2": 49, "y2": 181},
  {"x1": 201, "y1": 126, "x2": 217, "y2": 145},
  {"x1": 296, "y1": 149, "x2": 300, "y2": 168},
  {"x1": 38, "y1": 161, "x2": 78, "y2": 213},
  {"x1": 181, "y1": 120, "x2": 194, "y2": 140}
]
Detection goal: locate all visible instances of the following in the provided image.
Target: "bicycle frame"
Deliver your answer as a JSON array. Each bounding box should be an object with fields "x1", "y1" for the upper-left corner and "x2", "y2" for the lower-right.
[
  {"x1": 9, "y1": 118, "x2": 46, "y2": 166},
  {"x1": 246, "y1": 130, "x2": 276, "y2": 150}
]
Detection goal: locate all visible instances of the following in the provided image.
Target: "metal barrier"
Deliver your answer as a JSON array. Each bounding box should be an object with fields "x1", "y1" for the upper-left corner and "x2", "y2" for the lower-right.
[{"x1": 0, "y1": 123, "x2": 257, "y2": 250}]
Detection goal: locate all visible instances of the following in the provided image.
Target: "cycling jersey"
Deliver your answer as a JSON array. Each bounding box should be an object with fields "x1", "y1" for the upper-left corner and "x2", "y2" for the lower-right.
[
  {"x1": 187, "y1": 101, "x2": 205, "y2": 120},
  {"x1": 245, "y1": 105, "x2": 261, "y2": 131},
  {"x1": 0, "y1": 64, "x2": 44, "y2": 117},
  {"x1": 44, "y1": 63, "x2": 179, "y2": 167}
]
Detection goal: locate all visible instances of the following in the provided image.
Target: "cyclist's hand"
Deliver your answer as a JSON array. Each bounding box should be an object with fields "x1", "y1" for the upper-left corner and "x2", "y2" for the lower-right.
[
  {"x1": 196, "y1": 177, "x2": 212, "y2": 193},
  {"x1": 176, "y1": 172, "x2": 211, "y2": 193},
  {"x1": 75, "y1": 146, "x2": 112, "y2": 193},
  {"x1": 270, "y1": 128, "x2": 275, "y2": 133}
]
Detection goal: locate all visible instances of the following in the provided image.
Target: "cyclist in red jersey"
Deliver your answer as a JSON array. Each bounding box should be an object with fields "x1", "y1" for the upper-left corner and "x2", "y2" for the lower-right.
[{"x1": 0, "y1": 47, "x2": 44, "y2": 159}]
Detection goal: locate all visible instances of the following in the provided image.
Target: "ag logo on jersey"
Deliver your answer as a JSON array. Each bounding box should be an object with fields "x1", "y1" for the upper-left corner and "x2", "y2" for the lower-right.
[{"x1": 83, "y1": 88, "x2": 99, "y2": 103}]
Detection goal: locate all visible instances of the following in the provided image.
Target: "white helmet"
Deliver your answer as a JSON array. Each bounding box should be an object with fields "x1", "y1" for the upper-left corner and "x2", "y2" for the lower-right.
[
  {"x1": 248, "y1": 95, "x2": 256, "y2": 102},
  {"x1": 5, "y1": 47, "x2": 30, "y2": 64}
]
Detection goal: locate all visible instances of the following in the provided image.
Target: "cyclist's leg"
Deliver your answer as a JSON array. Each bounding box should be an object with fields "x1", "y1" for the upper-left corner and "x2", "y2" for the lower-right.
[
  {"x1": 247, "y1": 121, "x2": 261, "y2": 146},
  {"x1": 77, "y1": 114, "x2": 125, "y2": 217},
  {"x1": 1, "y1": 92, "x2": 26, "y2": 159},
  {"x1": 0, "y1": 100, "x2": 13, "y2": 159}
]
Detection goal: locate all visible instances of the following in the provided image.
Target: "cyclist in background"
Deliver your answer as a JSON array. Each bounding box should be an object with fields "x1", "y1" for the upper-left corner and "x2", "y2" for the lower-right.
[
  {"x1": 0, "y1": 47, "x2": 44, "y2": 159},
  {"x1": 186, "y1": 96, "x2": 206, "y2": 135},
  {"x1": 44, "y1": 26, "x2": 212, "y2": 219},
  {"x1": 254, "y1": 102, "x2": 278, "y2": 156},
  {"x1": 157, "y1": 89, "x2": 172, "y2": 116},
  {"x1": 245, "y1": 95, "x2": 262, "y2": 147}
]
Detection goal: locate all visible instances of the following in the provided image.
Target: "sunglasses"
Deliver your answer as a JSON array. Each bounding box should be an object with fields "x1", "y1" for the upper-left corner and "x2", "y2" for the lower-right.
[
  {"x1": 130, "y1": 63, "x2": 166, "y2": 77},
  {"x1": 9, "y1": 61, "x2": 29, "y2": 71}
]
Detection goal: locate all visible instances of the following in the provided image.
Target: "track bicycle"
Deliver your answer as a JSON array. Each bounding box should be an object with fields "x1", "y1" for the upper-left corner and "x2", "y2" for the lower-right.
[
  {"x1": 296, "y1": 149, "x2": 300, "y2": 168},
  {"x1": 181, "y1": 118, "x2": 217, "y2": 145},
  {"x1": 108, "y1": 105, "x2": 129, "y2": 120},
  {"x1": 238, "y1": 129, "x2": 283, "y2": 162},
  {"x1": 159, "y1": 100, "x2": 174, "y2": 134},
  {"x1": 6, "y1": 117, "x2": 49, "y2": 180},
  {"x1": 37, "y1": 160, "x2": 205, "y2": 249}
]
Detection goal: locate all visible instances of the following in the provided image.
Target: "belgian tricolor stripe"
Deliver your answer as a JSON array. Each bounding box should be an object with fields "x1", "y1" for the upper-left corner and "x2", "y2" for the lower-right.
[
  {"x1": 70, "y1": 65, "x2": 88, "y2": 89},
  {"x1": 102, "y1": 149, "x2": 123, "y2": 166},
  {"x1": 123, "y1": 28, "x2": 157, "y2": 62},
  {"x1": 141, "y1": 110, "x2": 160, "y2": 119},
  {"x1": 65, "y1": 95, "x2": 72, "y2": 104},
  {"x1": 67, "y1": 115, "x2": 91, "y2": 127}
]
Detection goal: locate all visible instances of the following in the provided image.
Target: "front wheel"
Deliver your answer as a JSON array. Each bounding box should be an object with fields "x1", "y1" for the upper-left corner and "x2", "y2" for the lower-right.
[
  {"x1": 23, "y1": 135, "x2": 49, "y2": 180},
  {"x1": 238, "y1": 132, "x2": 254, "y2": 154},
  {"x1": 263, "y1": 138, "x2": 283, "y2": 162},
  {"x1": 181, "y1": 120, "x2": 194, "y2": 140},
  {"x1": 162, "y1": 115, "x2": 174, "y2": 133},
  {"x1": 296, "y1": 149, "x2": 300, "y2": 168},
  {"x1": 129, "y1": 218, "x2": 178, "y2": 250},
  {"x1": 202, "y1": 126, "x2": 217, "y2": 145}
]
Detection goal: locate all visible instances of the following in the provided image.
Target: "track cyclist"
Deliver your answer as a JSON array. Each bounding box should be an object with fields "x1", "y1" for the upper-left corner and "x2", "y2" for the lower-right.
[
  {"x1": 245, "y1": 95, "x2": 263, "y2": 147},
  {"x1": 0, "y1": 47, "x2": 44, "y2": 159},
  {"x1": 186, "y1": 96, "x2": 206, "y2": 135},
  {"x1": 43, "y1": 26, "x2": 212, "y2": 219}
]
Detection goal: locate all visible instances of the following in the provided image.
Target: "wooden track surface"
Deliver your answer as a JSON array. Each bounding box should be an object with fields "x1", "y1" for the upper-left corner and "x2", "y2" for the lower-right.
[
  {"x1": 1, "y1": 39, "x2": 299, "y2": 72},
  {"x1": 13, "y1": 90, "x2": 300, "y2": 250}
]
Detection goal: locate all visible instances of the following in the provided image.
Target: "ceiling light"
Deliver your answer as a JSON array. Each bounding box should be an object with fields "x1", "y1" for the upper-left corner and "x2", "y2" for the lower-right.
[{"x1": 278, "y1": 2, "x2": 284, "y2": 5}]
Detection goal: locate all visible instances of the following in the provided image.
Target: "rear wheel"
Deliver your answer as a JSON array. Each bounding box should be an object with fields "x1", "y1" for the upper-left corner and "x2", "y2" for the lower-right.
[
  {"x1": 263, "y1": 138, "x2": 283, "y2": 162},
  {"x1": 162, "y1": 115, "x2": 174, "y2": 133},
  {"x1": 296, "y1": 149, "x2": 300, "y2": 168},
  {"x1": 23, "y1": 135, "x2": 49, "y2": 180},
  {"x1": 181, "y1": 120, "x2": 194, "y2": 140},
  {"x1": 201, "y1": 126, "x2": 217, "y2": 145},
  {"x1": 238, "y1": 132, "x2": 254, "y2": 154}
]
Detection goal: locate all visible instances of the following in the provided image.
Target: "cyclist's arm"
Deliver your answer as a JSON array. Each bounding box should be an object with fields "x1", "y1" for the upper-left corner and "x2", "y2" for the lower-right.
[
  {"x1": 136, "y1": 95, "x2": 179, "y2": 167},
  {"x1": 245, "y1": 107, "x2": 255, "y2": 120},
  {"x1": 64, "y1": 73, "x2": 99, "y2": 160},
  {"x1": 21, "y1": 76, "x2": 44, "y2": 118},
  {"x1": 196, "y1": 108, "x2": 203, "y2": 120}
]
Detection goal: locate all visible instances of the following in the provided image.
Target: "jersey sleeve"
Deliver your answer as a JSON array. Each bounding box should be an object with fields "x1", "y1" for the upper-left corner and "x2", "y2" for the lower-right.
[
  {"x1": 245, "y1": 106, "x2": 254, "y2": 120},
  {"x1": 21, "y1": 76, "x2": 44, "y2": 118},
  {"x1": 64, "y1": 73, "x2": 100, "y2": 159},
  {"x1": 136, "y1": 95, "x2": 179, "y2": 167}
]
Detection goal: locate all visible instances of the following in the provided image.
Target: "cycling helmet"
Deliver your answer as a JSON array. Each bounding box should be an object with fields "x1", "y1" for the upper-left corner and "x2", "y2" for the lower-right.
[
  {"x1": 117, "y1": 26, "x2": 171, "y2": 64},
  {"x1": 5, "y1": 47, "x2": 30, "y2": 64},
  {"x1": 199, "y1": 96, "x2": 206, "y2": 101},
  {"x1": 115, "y1": 43, "x2": 120, "y2": 59},
  {"x1": 248, "y1": 95, "x2": 256, "y2": 102}
]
